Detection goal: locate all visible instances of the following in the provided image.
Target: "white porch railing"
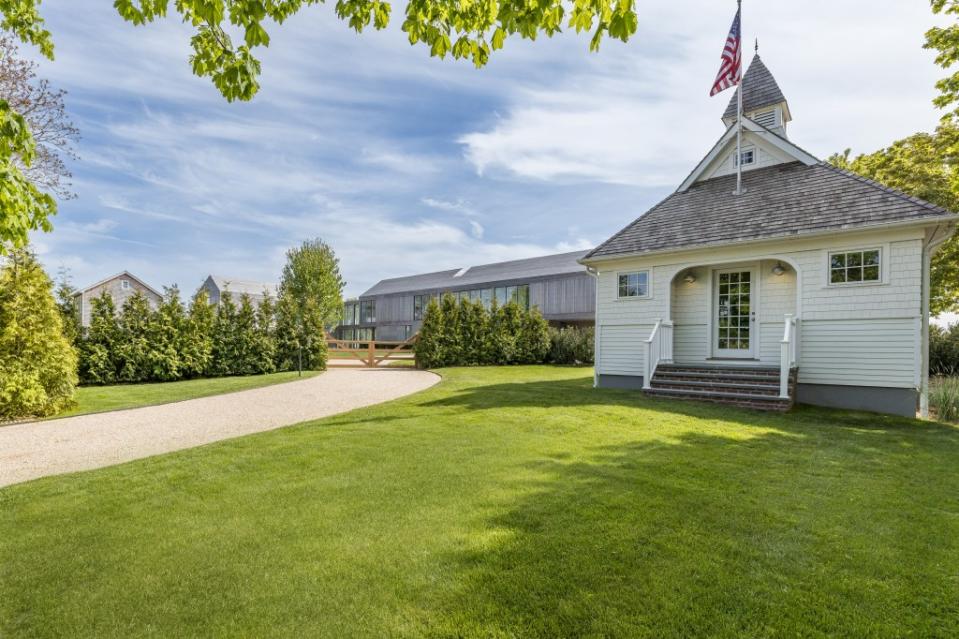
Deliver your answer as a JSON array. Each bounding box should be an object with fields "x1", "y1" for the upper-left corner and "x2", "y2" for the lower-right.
[
  {"x1": 780, "y1": 314, "x2": 799, "y2": 399},
  {"x1": 643, "y1": 319, "x2": 674, "y2": 390}
]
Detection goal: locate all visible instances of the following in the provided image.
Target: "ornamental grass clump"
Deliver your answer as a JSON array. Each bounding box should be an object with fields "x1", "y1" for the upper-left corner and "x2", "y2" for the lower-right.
[{"x1": 930, "y1": 377, "x2": 959, "y2": 423}]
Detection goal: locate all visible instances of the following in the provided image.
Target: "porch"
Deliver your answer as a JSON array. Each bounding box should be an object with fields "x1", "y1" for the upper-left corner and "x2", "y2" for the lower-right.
[{"x1": 643, "y1": 259, "x2": 800, "y2": 409}]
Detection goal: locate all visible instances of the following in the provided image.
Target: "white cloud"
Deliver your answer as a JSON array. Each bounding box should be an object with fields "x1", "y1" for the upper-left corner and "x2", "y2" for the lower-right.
[
  {"x1": 468, "y1": 220, "x2": 485, "y2": 239},
  {"x1": 459, "y1": 1, "x2": 950, "y2": 186}
]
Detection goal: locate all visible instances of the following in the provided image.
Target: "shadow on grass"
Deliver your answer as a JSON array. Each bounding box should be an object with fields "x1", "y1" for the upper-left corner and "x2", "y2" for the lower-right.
[{"x1": 404, "y1": 376, "x2": 959, "y2": 637}]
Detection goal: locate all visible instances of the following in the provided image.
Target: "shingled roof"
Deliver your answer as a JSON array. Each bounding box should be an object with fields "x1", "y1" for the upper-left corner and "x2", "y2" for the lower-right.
[
  {"x1": 723, "y1": 55, "x2": 787, "y2": 121},
  {"x1": 583, "y1": 162, "x2": 956, "y2": 260}
]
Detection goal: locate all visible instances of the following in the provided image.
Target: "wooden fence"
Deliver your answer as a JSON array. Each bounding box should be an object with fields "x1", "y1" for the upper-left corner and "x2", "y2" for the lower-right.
[{"x1": 326, "y1": 333, "x2": 418, "y2": 368}]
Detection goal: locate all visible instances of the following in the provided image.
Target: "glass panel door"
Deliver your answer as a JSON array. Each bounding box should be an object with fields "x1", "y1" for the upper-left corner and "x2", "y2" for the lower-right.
[{"x1": 714, "y1": 268, "x2": 755, "y2": 357}]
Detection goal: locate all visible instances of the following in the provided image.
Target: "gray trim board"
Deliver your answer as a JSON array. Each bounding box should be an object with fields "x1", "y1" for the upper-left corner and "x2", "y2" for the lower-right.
[
  {"x1": 597, "y1": 374, "x2": 645, "y2": 390},
  {"x1": 796, "y1": 383, "x2": 918, "y2": 418}
]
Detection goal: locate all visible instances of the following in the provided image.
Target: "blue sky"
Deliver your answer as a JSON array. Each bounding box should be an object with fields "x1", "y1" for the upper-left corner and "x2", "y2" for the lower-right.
[{"x1": 25, "y1": 0, "x2": 949, "y2": 298}]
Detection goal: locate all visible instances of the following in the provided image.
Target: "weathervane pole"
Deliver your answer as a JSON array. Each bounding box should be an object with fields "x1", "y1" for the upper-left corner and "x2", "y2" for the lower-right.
[{"x1": 735, "y1": 0, "x2": 743, "y2": 196}]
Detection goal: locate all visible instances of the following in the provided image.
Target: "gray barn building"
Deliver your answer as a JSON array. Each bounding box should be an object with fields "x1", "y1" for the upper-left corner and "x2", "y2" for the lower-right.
[{"x1": 338, "y1": 250, "x2": 595, "y2": 342}]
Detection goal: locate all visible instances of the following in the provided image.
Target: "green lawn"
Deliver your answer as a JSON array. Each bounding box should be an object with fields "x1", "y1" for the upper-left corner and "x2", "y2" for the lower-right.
[
  {"x1": 53, "y1": 371, "x2": 319, "y2": 418},
  {"x1": 3, "y1": 366, "x2": 958, "y2": 637}
]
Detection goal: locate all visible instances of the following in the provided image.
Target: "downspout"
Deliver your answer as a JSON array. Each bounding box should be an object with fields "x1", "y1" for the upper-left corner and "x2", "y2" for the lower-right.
[
  {"x1": 921, "y1": 223, "x2": 954, "y2": 418},
  {"x1": 586, "y1": 266, "x2": 600, "y2": 388}
]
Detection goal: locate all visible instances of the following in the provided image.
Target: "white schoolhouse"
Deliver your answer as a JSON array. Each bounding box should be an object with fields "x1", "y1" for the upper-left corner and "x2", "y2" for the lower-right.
[{"x1": 581, "y1": 55, "x2": 958, "y2": 417}]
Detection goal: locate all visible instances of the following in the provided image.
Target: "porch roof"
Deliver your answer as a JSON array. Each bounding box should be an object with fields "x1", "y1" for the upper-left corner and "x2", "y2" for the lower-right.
[{"x1": 584, "y1": 162, "x2": 956, "y2": 261}]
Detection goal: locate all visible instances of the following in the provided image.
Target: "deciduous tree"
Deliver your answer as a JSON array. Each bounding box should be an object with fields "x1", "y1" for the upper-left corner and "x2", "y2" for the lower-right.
[
  {"x1": 279, "y1": 239, "x2": 342, "y2": 373},
  {"x1": 0, "y1": 36, "x2": 78, "y2": 199}
]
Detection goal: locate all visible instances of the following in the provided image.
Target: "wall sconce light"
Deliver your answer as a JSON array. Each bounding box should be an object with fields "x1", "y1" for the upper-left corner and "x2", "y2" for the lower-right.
[
  {"x1": 683, "y1": 271, "x2": 697, "y2": 284},
  {"x1": 772, "y1": 262, "x2": 786, "y2": 276}
]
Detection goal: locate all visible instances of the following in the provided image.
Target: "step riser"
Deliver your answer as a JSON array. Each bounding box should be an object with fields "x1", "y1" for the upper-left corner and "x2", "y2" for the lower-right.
[
  {"x1": 644, "y1": 390, "x2": 792, "y2": 412},
  {"x1": 654, "y1": 374, "x2": 793, "y2": 384},
  {"x1": 651, "y1": 383, "x2": 784, "y2": 397}
]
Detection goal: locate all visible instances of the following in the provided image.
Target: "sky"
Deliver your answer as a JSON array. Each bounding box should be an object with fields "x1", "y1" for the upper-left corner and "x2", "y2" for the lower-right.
[{"x1": 22, "y1": 0, "x2": 952, "y2": 300}]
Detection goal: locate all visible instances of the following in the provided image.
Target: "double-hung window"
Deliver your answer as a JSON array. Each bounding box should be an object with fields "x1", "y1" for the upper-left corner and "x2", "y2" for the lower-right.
[
  {"x1": 829, "y1": 248, "x2": 881, "y2": 284},
  {"x1": 618, "y1": 271, "x2": 649, "y2": 298}
]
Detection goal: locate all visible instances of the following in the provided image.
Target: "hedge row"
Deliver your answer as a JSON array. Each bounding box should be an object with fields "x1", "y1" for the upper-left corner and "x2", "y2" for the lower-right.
[
  {"x1": 77, "y1": 288, "x2": 326, "y2": 385},
  {"x1": 415, "y1": 295, "x2": 551, "y2": 368}
]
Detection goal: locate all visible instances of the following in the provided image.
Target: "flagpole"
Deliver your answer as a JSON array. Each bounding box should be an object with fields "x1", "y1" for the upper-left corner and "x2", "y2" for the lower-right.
[{"x1": 735, "y1": 0, "x2": 743, "y2": 196}]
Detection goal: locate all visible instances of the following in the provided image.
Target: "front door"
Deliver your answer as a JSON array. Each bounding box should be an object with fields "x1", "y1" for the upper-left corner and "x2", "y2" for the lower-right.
[{"x1": 713, "y1": 267, "x2": 757, "y2": 358}]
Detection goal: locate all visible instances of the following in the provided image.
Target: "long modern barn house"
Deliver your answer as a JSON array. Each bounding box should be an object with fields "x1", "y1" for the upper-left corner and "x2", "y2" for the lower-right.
[{"x1": 338, "y1": 251, "x2": 595, "y2": 342}]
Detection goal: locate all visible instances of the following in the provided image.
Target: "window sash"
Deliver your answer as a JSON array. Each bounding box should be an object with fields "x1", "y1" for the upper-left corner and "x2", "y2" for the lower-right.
[
  {"x1": 829, "y1": 249, "x2": 881, "y2": 284},
  {"x1": 618, "y1": 271, "x2": 649, "y2": 298}
]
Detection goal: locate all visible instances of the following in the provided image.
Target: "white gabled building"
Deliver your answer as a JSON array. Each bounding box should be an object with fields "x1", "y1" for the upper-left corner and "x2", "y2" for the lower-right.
[{"x1": 581, "y1": 55, "x2": 958, "y2": 417}]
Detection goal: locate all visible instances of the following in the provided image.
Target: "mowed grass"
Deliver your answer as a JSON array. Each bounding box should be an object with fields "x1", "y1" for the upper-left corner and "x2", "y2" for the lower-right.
[
  {"x1": 53, "y1": 371, "x2": 319, "y2": 419},
  {"x1": 2, "y1": 366, "x2": 959, "y2": 637}
]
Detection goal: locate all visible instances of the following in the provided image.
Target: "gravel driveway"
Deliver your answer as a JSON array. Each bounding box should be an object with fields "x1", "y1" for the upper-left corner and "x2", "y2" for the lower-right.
[{"x1": 0, "y1": 368, "x2": 439, "y2": 488}]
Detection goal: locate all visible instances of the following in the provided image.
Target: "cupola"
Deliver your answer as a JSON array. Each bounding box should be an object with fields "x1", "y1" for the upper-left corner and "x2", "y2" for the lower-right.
[{"x1": 721, "y1": 54, "x2": 792, "y2": 137}]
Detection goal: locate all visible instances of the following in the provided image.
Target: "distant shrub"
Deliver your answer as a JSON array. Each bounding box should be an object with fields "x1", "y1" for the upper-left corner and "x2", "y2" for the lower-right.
[
  {"x1": 548, "y1": 326, "x2": 594, "y2": 365},
  {"x1": 931, "y1": 377, "x2": 959, "y2": 423},
  {"x1": 930, "y1": 324, "x2": 959, "y2": 377},
  {"x1": 415, "y1": 294, "x2": 552, "y2": 368}
]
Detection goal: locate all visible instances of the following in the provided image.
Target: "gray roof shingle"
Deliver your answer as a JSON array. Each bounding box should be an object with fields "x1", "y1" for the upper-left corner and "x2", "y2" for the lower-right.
[
  {"x1": 361, "y1": 250, "x2": 590, "y2": 297},
  {"x1": 723, "y1": 55, "x2": 787, "y2": 120},
  {"x1": 584, "y1": 162, "x2": 955, "y2": 260}
]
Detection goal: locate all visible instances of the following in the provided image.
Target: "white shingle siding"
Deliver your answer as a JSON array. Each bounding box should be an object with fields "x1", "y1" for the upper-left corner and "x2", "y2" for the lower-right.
[
  {"x1": 798, "y1": 319, "x2": 918, "y2": 387},
  {"x1": 598, "y1": 324, "x2": 651, "y2": 376},
  {"x1": 592, "y1": 227, "x2": 926, "y2": 390}
]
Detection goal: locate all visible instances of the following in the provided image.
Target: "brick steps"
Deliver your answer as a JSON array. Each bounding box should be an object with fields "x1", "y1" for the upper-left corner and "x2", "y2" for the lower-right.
[{"x1": 645, "y1": 364, "x2": 796, "y2": 411}]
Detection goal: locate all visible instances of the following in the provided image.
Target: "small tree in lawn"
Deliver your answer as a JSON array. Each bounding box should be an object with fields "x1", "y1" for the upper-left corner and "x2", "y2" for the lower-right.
[
  {"x1": 211, "y1": 290, "x2": 239, "y2": 376},
  {"x1": 233, "y1": 294, "x2": 261, "y2": 375},
  {"x1": 459, "y1": 298, "x2": 488, "y2": 365},
  {"x1": 415, "y1": 297, "x2": 444, "y2": 368},
  {"x1": 116, "y1": 292, "x2": 154, "y2": 383},
  {"x1": 437, "y1": 293, "x2": 462, "y2": 366},
  {"x1": 182, "y1": 289, "x2": 215, "y2": 378},
  {"x1": 254, "y1": 293, "x2": 277, "y2": 375},
  {"x1": 147, "y1": 286, "x2": 186, "y2": 382},
  {"x1": 517, "y1": 307, "x2": 551, "y2": 364},
  {"x1": 497, "y1": 302, "x2": 525, "y2": 364},
  {"x1": 0, "y1": 248, "x2": 78, "y2": 419},
  {"x1": 279, "y1": 239, "x2": 343, "y2": 373},
  {"x1": 81, "y1": 291, "x2": 121, "y2": 385},
  {"x1": 53, "y1": 267, "x2": 81, "y2": 345},
  {"x1": 273, "y1": 291, "x2": 299, "y2": 372}
]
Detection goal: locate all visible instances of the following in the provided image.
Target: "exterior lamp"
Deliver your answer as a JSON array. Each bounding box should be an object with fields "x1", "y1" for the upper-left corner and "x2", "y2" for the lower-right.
[
  {"x1": 772, "y1": 262, "x2": 786, "y2": 276},
  {"x1": 683, "y1": 272, "x2": 697, "y2": 284}
]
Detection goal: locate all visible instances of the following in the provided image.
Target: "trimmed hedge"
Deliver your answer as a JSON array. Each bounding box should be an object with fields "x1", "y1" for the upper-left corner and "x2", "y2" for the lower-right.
[
  {"x1": 415, "y1": 294, "x2": 550, "y2": 368},
  {"x1": 78, "y1": 287, "x2": 324, "y2": 386}
]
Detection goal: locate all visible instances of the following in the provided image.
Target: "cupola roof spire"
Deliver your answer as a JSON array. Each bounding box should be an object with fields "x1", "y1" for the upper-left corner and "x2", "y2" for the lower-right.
[{"x1": 722, "y1": 54, "x2": 792, "y2": 134}]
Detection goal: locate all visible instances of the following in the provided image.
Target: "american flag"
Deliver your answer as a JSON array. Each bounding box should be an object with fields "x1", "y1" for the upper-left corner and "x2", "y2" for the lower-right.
[{"x1": 710, "y1": 7, "x2": 742, "y2": 96}]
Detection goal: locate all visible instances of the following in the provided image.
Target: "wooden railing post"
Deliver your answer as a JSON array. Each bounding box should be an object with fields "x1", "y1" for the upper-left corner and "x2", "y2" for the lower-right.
[{"x1": 367, "y1": 339, "x2": 375, "y2": 368}]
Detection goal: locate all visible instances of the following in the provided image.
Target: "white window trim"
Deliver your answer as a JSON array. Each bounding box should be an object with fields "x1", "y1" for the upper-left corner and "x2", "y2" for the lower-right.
[
  {"x1": 614, "y1": 269, "x2": 653, "y2": 301},
  {"x1": 735, "y1": 146, "x2": 756, "y2": 167},
  {"x1": 823, "y1": 244, "x2": 889, "y2": 288}
]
